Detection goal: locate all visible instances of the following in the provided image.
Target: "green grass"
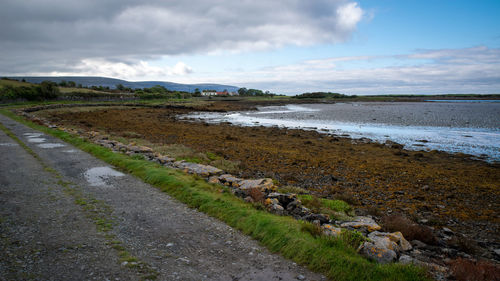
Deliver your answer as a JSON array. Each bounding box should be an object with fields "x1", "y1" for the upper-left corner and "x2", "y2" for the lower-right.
[
  {"x1": 0, "y1": 107, "x2": 429, "y2": 281},
  {"x1": 0, "y1": 79, "x2": 32, "y2": 88}
]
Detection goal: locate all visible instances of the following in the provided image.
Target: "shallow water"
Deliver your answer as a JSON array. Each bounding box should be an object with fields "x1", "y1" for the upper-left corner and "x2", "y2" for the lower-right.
[
  {"x1": 184, "y1": 102, "x2": 500, "y2": 161},
  {"x1": 84, "y1": 166, "x2": 125, "y2": 187}
]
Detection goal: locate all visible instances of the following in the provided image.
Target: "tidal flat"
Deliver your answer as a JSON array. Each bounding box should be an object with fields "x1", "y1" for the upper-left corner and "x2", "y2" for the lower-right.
[{"x1": 38, "y1": 102, "x2": 499, "y2": 252}]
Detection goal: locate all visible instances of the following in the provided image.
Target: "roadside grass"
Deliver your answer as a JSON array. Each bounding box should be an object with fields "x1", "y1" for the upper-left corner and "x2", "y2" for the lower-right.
[
  {"x1": 298, "y1": 195, "x2": 354, "y2": 221},
  {"x1": 0, "y1": 108, "x2": 429, "y2": 281}
]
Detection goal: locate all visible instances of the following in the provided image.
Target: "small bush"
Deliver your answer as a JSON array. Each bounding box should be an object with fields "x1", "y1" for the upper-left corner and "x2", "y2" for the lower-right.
[
  {"x1": 300, "y1": 222, "x2": 323, "y2": 238},
  {"x1": 450, "y1": 258, "x2": 500, "y2": 281},
  {"x1": 247, "y1": 187, "x2": 265, "y2": 203},
  {"x1": 341, "y1": 229, "x2": 366, "y2": 249},
  {"x1": 381, "y1": 214, "x2": 437, "y2": 245},
  {"x1": 449, "y1": 235, "x2": 482, "y2": 255}
]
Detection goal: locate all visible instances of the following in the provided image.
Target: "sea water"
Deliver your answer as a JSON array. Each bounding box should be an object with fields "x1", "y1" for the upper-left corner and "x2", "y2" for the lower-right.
[{"x1": 183, "y1": 102, "x2": 500, "y2": 161}]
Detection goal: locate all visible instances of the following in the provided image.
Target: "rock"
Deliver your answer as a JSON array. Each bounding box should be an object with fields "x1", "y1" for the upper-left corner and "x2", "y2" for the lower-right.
[
  {"x1": 322, "y1": 224, "x2": 342, "y2": 237},
  {"x1": 267, "y1": 192, "x2": 297, "y2": 208},
  {"x1": 340, "y1": 216, "x2": 381, "y2": 232},
  {"x1": 125, "y1": 144, "x2": 153, "y2": 153},
  {"x1": 173, "y1": 161, "x2": 223, "y2": 177},
  {"x1": 244, "y1": 196, "x2": 254, "y2": 203},
  {"x1": 286, "y1": 201, "x2": 310, "y2": 219},
  {"x1": 208, "y1": 176, "x2": 221, "y2": 184},
  {"x1": 358, "y1": 241, "x2": 397, "y2": 264},
  {"x1": 156, "y1": 155, "x2": 175, "y2": 164},
  {"x1": 267, "y1": 203, "x2": 285, "y2": 215},
  {"x1": 239, "y1": 178, "x2": 274, "y2": 191},
  {"x1": 296, "y1": 274, "x2": 305, "y2": 280},
  {"x1": 264, "y1": 198, "x2": 279, "y2": 206},
  {"x1": 368, "y1": 231, "x2": 412, "y2": 252},
  {"x1": 411, "y1": 240, "x2": 428, "y2": 249},
  {"x1": 493, "y1": 249, "x2": 500, "y2": 257},
  {"x1": 302, "y1": 213, "x2": 329, "y2": 225},
  {"x1": 398, "y1": 255, "x2": 414, "y2": 264},
  {"x1": 442, "y1": 227, "x2": 454, "y2": 236},
  {"x1": 218, "y1": 174, "x2": 242, "y2": 187}
]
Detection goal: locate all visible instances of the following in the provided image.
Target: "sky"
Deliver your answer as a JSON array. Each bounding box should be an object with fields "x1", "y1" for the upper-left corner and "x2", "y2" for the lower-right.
[{"x1": 1, "y1": 0, "x2": 499, "y2": 95}]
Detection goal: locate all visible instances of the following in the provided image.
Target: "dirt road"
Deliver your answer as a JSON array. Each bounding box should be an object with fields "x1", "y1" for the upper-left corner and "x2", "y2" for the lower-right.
[{"x1": 0, "y1": 113, "x2": 324, "y2": 281}]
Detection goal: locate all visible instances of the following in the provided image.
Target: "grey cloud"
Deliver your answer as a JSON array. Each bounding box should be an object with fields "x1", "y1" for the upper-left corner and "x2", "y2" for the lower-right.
[
  {"x1": 0, "y1": 0, "x2": 362, "y2": 74},
  {"x1": 237, "y1": 47, "x2": 500, "y2": 95}
]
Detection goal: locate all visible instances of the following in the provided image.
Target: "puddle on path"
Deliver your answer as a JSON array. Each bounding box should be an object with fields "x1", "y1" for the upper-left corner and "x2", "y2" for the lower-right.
[
  {"x1": 24, "y1": 133, "x2": 44, "y2": 138},
  {"x1": 84, "y1": 167, "x2": 125, "y2": 187},
  {"x1": 62, "y1": 149, "x2": 78, "y2": 153},
  {"x1": 37, "y1": 143, "x2": 66, "y2": 149},
  {"x1": 0, "y1": 143, "x2": 19, "y2": 147},
  {"x1": 27, "y1": 138, "x2": 46, "y2": 143}
]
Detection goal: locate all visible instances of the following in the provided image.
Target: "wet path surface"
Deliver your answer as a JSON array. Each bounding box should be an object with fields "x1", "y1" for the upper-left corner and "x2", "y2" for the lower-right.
[{"x1": 0, "y1": 113, "x2": 324, "y2": 281}]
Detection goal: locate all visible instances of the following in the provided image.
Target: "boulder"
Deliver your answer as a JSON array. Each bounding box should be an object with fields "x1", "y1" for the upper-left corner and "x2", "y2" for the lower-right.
[
  {"x1": 358, "y1": 241, "x2": 397, "y2": 264},
  {"x1": 218, "y1": 174, "x2": 242, "y2": 187},
  {"x1": 239, "y1": 178, "x2": 274, "y2": 191},
  {"x1": 173, "y1": 161, "x2": 222, "y2": 177},
  {"x1": 156, "y1": 155, "x2": 175, "y2": 164},
  {"x1": 322, "y1": 224, "x2": 342, "y2": 237},
  {"x1": 368, "y1": 231, "x2": 412, "y2": 252},
  {"x1": 266, "y1": 192, "x2": 297, "y2": 208},
  {"x1": 340, "y1": 216, "x2": 381, "y2": 232},
  {"x1": 267, "y1": 203, "x2": 285, "y2": 216},
  {"x1": 302, "y1": 213, "x2": 329, "y2": 225},
  {"x1": 208, "y1": 176, "x2": 221, "y2": 184}
]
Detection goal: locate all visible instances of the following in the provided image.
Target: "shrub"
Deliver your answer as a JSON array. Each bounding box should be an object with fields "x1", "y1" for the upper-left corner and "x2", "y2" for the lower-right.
[
  {"x1": 450, "y1": 258, "x2": 500, "y2": 281},
  {"x1": 300, "y1": 222, "x2": 323, "y2": 238},
  {"x1": 381, "y1": 214, "x2": 437, "y2": 245},
  {"x1": 247, "y1": 187, "x2": 265, "y2": 203}
]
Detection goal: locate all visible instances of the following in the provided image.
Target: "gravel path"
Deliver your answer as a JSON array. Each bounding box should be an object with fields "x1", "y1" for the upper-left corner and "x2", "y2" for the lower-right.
[{"x1": 0, "y1": 114, "x2": 324, "y2": 281}]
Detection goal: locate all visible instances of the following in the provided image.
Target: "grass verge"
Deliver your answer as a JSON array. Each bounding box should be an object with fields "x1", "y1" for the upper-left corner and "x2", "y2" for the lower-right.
[{"x1": 0, "y1": 108, "x2": 429, "y2": 281}]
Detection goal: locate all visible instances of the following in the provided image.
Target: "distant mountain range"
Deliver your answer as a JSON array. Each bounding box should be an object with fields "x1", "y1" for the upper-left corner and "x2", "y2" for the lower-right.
[{"x1": 8, "y1": 76, "x2": 240, "y2": 93}]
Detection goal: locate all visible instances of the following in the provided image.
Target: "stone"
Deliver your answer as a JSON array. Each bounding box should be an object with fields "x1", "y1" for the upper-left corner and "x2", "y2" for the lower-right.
[
  {"x1": 267, "y1": 192, "x2": 297, "y2": 208},
  {"x1": 411, "y1": 240, "x2": 428, "y2": 249},
  {"x1": 322, "y1": 224, "x2": 342, "y2": 237},
  {"x1": 156, "y1": 155, "x2": 175, "y2": 164},
  {"x1": 239, "y1": 178, "x2": 274, "y2": 191},
  {"x1": 340, "y1": 216, "x2": 381, "y2": 232},
  {"x1": 244, "y1": 196, "x2": 254, "y2": 203},
  {"x1": 493, "y1": 249, "x2": 500, "y2": 257},
  {"x1": 173, "y1": 161, "x2": 223, "y2": 177},
  {"x1": 442, "y1": 227, "x2": 454, "y2": 236},
  {"x1": 208, "y1": 176, "x2": 221, "y2": 184},
  {"x1": 302, "y1": 213, "x2": 329, "y2": 225},
  {"x1": 267, "y1": 203, "x2": 285, "y2": 215},
  {"x1": 368, "y1": 231, "x2": 412, "y2": 252},
  {"x1": 218, "y1": 174, "x2": 242, "y2": 187},
  {"x1": 358, "y1": 241, "x2": 397, "y2": 264},
  {"x1": 398, "y1": 255, "x2": 414, "y2": 264},
  {"x1": 296, "y1": 275, "x2": 305, "y2": 280}
]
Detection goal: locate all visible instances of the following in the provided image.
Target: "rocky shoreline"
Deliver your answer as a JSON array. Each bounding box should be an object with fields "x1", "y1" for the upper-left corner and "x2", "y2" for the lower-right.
[{"x1": 18, "y1": 103, "x2": 500, "y2": 280}]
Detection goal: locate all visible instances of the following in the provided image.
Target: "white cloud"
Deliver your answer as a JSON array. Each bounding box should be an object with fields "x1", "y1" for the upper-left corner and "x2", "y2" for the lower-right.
[
  {"x1": 26, "y1": 59, "x2": 192, "y2": 81},
  {"x1": 0, "y1": 0, "x2": 364, "y2": 74},
  {"x1": 192, "y1": 46, "x2": 500, "y2": 95}
]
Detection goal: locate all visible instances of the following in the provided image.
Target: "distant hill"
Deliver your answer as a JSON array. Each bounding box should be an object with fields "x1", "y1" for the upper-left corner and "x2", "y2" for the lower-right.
[{"x1": 8, "y1": 76, "x2": 239, "y2": 93}]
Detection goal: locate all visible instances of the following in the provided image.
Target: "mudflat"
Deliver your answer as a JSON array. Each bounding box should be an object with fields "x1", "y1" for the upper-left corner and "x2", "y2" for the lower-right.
[{"x1": 40, "y1": 103, "x2": 500, "y2": 248}]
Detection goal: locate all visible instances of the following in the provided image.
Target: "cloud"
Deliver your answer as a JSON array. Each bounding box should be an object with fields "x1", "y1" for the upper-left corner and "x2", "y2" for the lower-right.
[
  {"x1": 197, "y1": 46, "x2": 500, "y2": 95},
  {"x1": 0, "y1": 0, "x2": 363, "y2": 75},
  {"x1": 24, "y1": 59, "x2": 192, "y2": 81}
]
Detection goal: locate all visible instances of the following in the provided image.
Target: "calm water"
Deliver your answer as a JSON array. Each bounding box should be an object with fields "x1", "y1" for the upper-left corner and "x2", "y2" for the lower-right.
[{"x1": 184, "y1": 102, "x2": 500, "y2": 161}]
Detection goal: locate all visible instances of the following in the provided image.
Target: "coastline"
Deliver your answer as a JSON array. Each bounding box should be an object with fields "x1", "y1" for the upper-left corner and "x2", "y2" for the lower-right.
[{"x1": 34, "y1": 103, "x2": 499, "y2": 249}]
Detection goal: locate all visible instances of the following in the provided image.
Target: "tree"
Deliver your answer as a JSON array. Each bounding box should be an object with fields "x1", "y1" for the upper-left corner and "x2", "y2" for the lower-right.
[
  {"x1": 238, "y1": 87, "x2": 247, "y2": 96},
  {"x1": 193, "y1": 88, "x2": 201, "y2": 97},
  {"x1": 116, "y1": 84, "x2": 125, "y2": 91},
  {"x1": 39, "y1": 81, "x2": 59, "y2": 99}
]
